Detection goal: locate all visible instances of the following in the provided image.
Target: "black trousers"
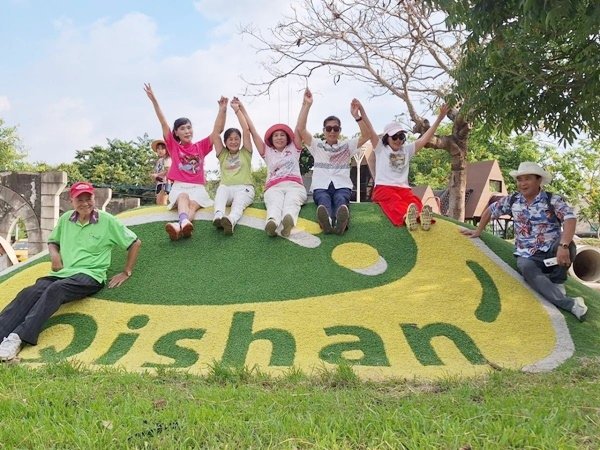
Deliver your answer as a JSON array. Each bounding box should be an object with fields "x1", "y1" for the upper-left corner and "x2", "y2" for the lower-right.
[{"x1": 0, "y1": 274, "x2": 103, "y2": 345}]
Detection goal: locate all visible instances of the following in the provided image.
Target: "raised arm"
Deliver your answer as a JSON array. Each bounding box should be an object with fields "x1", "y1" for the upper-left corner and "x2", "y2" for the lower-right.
[
  {"x1": 144, "y1": 83, "x2": 171, "y2": 140},
  {"x1": 238, "y1": 102, "x2": 265, "y2": 157},
  {"x1": 231, "y1": 97, "x2": 252, "y2": 153},
  {"x1": 211, "y1": 96, "x2": 228, "y2": 157},
  {"x1": 352, "y1": 99, "x2": 379, "y2": 150},
  {"x1": 296, "y1": 88, "x2": 313, "y2": 146},
  {"x1": 414, "y1": 104, "x2": 450, "y2": 153}
]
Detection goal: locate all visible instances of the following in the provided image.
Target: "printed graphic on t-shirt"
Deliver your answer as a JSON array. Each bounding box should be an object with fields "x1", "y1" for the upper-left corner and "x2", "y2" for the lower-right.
[
  {"x1": 388, "y1": 151, "x2": 407, "y2": 171},
  {"x1": 272, "y1": 153, "x2": 297, "y2": 177},
  {"x1": 179, "y1": 153, "x2": 201, "y2": 174},
  {"x1": 224, "y1": 153, "x2": 241, "y2": 174}
]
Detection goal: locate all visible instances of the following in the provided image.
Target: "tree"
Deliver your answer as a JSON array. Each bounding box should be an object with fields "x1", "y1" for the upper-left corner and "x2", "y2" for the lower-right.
[
  {"x1": 431, "y1": 0, "x2": 600, "y2": 143},
  {"x1": 242, "y1": 0, "x2": 476, "y2": 220},
  {"x1": 409, "y1": 123, "x2": 548, "y2": 192},
  {"x1": 544, "y1": 140, "x2": 600, "y2": 227},
  {"x1": 73, "y1": 136, "x2": 155, "y2": 198},
  {"x1": 0, "y1": 119, "x2": 26, "y2": 170}
]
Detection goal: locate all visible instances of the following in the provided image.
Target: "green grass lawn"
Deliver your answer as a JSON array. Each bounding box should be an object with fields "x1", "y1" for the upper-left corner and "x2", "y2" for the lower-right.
[{"x1": 1, "y1": 358, "x2": 599, "y2": 448}]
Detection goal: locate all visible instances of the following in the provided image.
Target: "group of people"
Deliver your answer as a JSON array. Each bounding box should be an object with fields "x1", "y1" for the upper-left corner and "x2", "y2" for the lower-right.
[
  {"x1": 0, "y1": 88, "x2": 589, "y2": 363},
  {"x1": 144, "y1": 83, "x2": 449, "y2": 240}
]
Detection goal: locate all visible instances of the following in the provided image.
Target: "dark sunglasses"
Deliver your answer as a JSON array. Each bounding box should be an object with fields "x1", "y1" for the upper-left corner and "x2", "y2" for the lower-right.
[
  {"x1": 324, "y1": 125, "x2": 341, "y2": 133},
  {"x1": 390, "y1": 132, "x2": 406, "y2": 141}
]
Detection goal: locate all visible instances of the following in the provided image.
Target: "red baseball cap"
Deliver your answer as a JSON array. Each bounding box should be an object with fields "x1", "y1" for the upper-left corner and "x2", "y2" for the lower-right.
[{"x1": 69, "y1": 181, "x2": 95, "y2": 198}]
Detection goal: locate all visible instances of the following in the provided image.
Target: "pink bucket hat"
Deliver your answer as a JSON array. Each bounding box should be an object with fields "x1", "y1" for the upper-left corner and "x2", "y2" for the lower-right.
[{"x1": 264, "y1": 123, "x2": 296, "y2": 146}]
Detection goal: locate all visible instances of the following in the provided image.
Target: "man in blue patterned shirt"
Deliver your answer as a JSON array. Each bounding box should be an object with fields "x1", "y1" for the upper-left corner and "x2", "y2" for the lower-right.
[{"x1": 461, "y1": 162, "x2": 588, "y2": 321}]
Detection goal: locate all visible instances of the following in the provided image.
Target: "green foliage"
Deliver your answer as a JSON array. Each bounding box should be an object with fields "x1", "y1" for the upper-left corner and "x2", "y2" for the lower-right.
[
  {"x1": 0, "y1": 118, "x2": 26, "y2": 170},
  {"x1": 432, "y1": 0, "x2": 600, "y2": 143},
  {"x1": 251, "y1": 165, "x2": 267, "y2": 200},
  {"x1": 299, "y1": 146, "x2": 314, "y2": 175},
  {"x1": 467, "y1": 127, "x2": 548, "y2": 192},
  {"x1": 543, "y1": 140, "x2": 600, "y2": 224},
  {"x1": 73, "y1": 136, "x2": 155, "y2": 198},
  {"x1": 409, "y1": 124, "x2": 548, "y2": 192}
]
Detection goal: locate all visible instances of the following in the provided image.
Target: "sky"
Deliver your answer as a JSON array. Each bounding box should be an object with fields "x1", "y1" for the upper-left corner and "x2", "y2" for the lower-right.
[{"x1": 0, "y1": 0, "x2": 419, "y2": 172}]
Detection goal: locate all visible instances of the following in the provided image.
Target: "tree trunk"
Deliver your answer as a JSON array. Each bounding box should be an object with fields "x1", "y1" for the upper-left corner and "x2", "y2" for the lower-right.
[
  {"x1": 423, "y1": 111, "x2": 470, "y2": 222},
  {"x1": 447, "y1": 149, "x2": 467, "y2": 222}
]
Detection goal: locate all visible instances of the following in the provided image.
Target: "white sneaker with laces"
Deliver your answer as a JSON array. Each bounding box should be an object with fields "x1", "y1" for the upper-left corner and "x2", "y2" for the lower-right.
[
  {"x1": 571, "y1": 297, "x2": 588, "y2": 322},
  {"x1": 0, "y1": 333, "x2": 22, "y2": 361}
]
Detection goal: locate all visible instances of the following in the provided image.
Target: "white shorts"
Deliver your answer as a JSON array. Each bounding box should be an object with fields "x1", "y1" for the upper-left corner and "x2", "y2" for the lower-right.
[{"x1": 168, "y1": 181, "x2": 214, "y2": 210}]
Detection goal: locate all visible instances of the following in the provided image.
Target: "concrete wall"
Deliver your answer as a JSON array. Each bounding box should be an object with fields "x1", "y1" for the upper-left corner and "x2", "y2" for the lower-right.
[{"x1": 0, "y1": 171, "x2": 66, "y2": 258}]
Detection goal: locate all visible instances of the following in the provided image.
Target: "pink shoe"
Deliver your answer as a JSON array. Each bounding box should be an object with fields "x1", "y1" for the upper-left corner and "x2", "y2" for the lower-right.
[
  {"x1": 181, "y1": 219, "x2": 194, "y2": 238},
  {"x1": 165, "y1": 222, "x2": 181, "y2": 241}
]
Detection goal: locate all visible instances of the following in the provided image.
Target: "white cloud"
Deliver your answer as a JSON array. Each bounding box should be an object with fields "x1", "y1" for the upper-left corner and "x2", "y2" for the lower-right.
[
  {"x1": 8, "y1": 3, "x2": 431, "y2": 168},
  {"x1": 0, "y1": 96, "x2": 10, "y2": 113}
]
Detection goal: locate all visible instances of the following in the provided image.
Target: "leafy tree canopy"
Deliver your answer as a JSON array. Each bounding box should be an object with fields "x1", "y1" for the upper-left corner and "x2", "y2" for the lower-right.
[
  {"x1": 431, "y1": 0, "x2": 600, "y2": 143},
  {"x1": 544, "y1": 140, "x2": 600, "y2": 225},
  {"x1": 0, "y1": 119, "x2": 26, "y2": 170},
  {"x1": 410, "y1": 123, "x2": 547, "y2": 192},
  {"x1": 73, "y1": 136, "x2": 155, "y2": 198}
]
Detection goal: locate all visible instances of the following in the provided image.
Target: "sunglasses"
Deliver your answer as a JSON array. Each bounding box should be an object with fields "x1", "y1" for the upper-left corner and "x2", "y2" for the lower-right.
[
  {"x1": 324, "y1": 125, "x2": 341, "y2": 133},
  {"x1": 390, "y1": 132, "x2": 406, "y2": 141}
]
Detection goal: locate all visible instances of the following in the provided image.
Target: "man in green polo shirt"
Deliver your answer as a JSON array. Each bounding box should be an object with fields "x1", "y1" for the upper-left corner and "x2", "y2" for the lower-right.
[{"x1": 0, "y1": 181, "x2": 142, "y2": 362}]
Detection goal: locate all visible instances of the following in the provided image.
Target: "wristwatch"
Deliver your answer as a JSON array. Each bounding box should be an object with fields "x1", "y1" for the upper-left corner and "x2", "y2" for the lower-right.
[
  {"x1": 559, "y1": 242, "x2": 569, "y2": 249},
  {"x1": 124, "y1": 270, "x2": 132, "y2": 277}
]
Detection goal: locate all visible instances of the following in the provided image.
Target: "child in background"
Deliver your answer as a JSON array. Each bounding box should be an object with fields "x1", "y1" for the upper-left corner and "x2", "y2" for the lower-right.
[{"x1": 150, "y1": 139, "x2": 171, "y2": 206}]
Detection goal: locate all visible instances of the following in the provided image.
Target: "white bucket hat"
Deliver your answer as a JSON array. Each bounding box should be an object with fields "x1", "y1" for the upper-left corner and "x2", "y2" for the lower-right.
[{"x1": 509, "y1": 162, "x2": 552, "y2": 186}]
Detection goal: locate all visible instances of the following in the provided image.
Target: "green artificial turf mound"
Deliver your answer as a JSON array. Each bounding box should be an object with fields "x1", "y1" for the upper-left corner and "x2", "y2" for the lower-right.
[{"x1": 1, "y1": 203, "x2": 598, "y2": 380}]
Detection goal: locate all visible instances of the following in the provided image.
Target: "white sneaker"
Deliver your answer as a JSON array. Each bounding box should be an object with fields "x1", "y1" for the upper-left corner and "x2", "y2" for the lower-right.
[
  {"x1": 317, "y1": 205, "x2": 333, "y2": 234},
  {"x1": 265, "y1": 219, "x2": 278, "y2": 237},
  {"x1": 212, "y1": 214, "x2": 223, "y2": 229},
  {"x1": 0, "y1": 333, "x2": 22, "y2": 361},
  {"x1": 281, "y1": 214, "x2": 294, "y2": 237},
  {"x1": 334, "y1": 205, "x2": 349, "y2": 235},
  {"x1": 404, "y1": 203, "x2": 419, "y2": 231},
  {"x1": 222, "y1": 216, "x2": 234, "y2": 235},
  {"x1": 420, "y1": 205, "x2": 433, "y2": 231},
  {"x1": 571, "y1": 297, "x2": 588, "y2": 322}
]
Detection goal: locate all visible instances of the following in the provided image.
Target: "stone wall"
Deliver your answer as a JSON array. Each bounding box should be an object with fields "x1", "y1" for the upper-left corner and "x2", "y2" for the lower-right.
[{"x1": 0, "y1": 171, "x2": 66, "y2": 257}]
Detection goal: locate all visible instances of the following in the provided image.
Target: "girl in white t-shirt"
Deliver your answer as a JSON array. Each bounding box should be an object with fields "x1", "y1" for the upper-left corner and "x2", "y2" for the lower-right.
[
  {"x1": 145, "y1": 83, "x2": 225, "y2": 241},
  {"x1": 359, "y1": 102, "x2": 449, "y2": 230},
  {"x1": 237, "y1": 103, "x2": 307, "y2": 238}
]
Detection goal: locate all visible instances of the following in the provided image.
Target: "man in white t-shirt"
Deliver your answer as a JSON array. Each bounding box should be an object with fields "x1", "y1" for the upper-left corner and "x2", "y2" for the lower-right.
[{"x1": 296, "y1": 88, "x2": 371, "y2": 234}]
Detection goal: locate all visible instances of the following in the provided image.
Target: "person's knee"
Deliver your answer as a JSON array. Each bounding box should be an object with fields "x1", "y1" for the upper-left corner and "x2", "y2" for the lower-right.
[{"x1": 517, "y1": 258, "x2": 539, "y2": 277}]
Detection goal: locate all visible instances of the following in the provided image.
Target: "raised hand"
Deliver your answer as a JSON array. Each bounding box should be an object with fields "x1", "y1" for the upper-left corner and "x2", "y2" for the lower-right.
[
  {"x1": 303, "y1": 88, "x2": 313, "y2": 105},
  {"x1": 351, "y1": 98, "x2": 362, "y2": 119},
  {"x1": 217, "y1": 96, "x2": 228, "y2": 110},
  {"x1": 438, "y1": 103, "x2": 450, "y2": 118},
  {"x1": 230, "y1": 97, "x2": 241, "y2": 112},
  {"x1": 143, "y1": 83, "x2": 156, "y2": 102}
]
